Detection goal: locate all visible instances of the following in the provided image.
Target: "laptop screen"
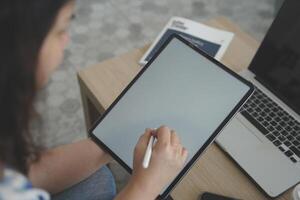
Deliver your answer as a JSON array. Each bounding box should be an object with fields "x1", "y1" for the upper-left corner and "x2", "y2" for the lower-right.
[{"x1": 249, "y1": 0, "x2": 300, "y2": 115}]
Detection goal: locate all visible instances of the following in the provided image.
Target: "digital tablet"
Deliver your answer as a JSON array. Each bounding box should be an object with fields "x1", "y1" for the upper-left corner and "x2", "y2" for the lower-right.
[{"x1": 89, "y1": 35, "x2": 254, "y2": 199}]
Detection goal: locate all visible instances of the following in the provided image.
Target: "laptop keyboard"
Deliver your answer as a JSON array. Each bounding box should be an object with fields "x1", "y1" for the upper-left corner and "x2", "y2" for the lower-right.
[{"x1": 240, "y1": 88, "x2": 300, "y2": 163}]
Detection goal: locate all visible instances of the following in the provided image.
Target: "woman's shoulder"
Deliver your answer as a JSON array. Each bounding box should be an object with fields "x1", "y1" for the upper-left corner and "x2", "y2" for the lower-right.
[{"x1": 0, "y1": 168, "x2": 50, "y2": 200}]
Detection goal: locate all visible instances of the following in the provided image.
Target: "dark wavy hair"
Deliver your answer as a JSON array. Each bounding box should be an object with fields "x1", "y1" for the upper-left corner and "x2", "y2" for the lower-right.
[{"x1": 0, "y1": 0, "x2": 73, "y2": 174}]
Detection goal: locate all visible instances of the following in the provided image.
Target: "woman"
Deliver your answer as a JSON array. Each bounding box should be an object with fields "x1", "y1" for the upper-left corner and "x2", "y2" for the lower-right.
[{"x1": 0, "y1": 0, "x2": 188, "y2": 199}]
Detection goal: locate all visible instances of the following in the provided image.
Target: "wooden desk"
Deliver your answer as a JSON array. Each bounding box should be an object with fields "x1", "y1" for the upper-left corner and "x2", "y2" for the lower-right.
[{"x1": 77, "y1": 17, "x2": 292, "y2": 200}]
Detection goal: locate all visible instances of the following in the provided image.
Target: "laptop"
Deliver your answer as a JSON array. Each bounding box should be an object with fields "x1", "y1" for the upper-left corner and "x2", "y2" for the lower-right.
[{"x1": 216, "y1": 0, "x2": 300, "y2": 198}]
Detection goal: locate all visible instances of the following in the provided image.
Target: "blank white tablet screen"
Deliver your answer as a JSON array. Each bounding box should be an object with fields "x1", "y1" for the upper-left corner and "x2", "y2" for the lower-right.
[{"x1": 93, "y1": 37, "x2": 250, "y2": 191}]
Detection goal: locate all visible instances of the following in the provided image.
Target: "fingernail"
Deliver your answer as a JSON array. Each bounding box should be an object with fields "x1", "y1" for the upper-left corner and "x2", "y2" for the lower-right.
[{"x1": 151, "y1": 129, "x2": 157, "y2": 135}]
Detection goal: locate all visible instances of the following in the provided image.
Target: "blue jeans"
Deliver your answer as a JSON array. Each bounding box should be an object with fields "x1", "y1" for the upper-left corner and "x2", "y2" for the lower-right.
[{"x1": 52, "y1": 166, "x2": 116, "y2": 200}]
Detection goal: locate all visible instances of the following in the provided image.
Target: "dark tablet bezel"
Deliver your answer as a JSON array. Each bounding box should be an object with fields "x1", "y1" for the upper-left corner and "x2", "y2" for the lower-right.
[{"x1": 89, "y1": 34, "x2": 254, "y2": 199}]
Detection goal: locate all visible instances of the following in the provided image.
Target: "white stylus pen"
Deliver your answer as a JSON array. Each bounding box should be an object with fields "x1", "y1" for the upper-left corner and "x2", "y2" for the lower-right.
[{"x1": 142, "y1": 135, "x2": 155, "y2": 168}]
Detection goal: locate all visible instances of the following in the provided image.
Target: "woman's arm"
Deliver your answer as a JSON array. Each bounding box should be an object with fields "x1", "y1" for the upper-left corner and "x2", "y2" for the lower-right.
[{"x1": 28, "y1": 138, "x2": 110, "y2": 194}]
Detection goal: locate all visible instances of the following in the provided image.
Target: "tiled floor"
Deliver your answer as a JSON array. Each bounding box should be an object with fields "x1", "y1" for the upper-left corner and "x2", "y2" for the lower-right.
[{"x1": 32, "y1": 0, "x2": 282, "y2": 192}]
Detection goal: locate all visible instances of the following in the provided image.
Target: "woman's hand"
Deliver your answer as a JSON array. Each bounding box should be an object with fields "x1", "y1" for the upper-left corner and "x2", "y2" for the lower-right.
[{"x1": 116, "y1": 126, "x2": 188, "y2": 200}]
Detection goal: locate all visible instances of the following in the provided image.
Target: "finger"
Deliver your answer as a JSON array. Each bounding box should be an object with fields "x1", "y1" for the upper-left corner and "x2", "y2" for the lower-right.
[
  {"x1": 134, "y1": 129, "x2": 153, "y2": 167},
  {"x1": 150, "y1": 128, "x2": 157, "y2": 137},
  {"x1": 170, "y1": 130, "x2": 180, "y2": 146},
  {"x1": 156, "y1": 125, "x2": 171, "y2": 145},
  {"x1": 181, "y1": 147, "x2": 188, "y2": 162},
  {"x1": 176, "y1": 145, "x2": 182, "y2": 158},
  {"x1": 137, "y1": 128, "x2": 153, "y2": 149}
]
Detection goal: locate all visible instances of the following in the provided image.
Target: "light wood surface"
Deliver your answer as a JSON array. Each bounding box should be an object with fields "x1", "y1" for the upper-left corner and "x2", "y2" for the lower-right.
[{"x1": 77, "y1": 17, "x2": 292, "y2": 200}]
